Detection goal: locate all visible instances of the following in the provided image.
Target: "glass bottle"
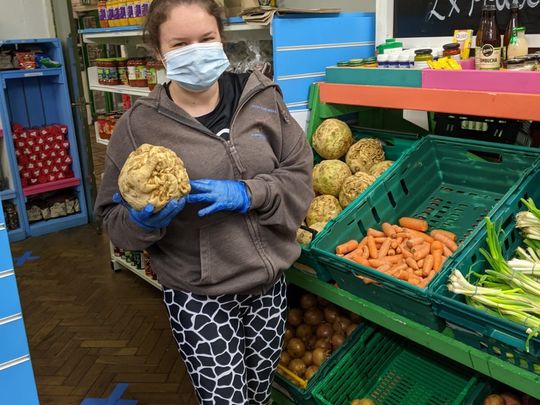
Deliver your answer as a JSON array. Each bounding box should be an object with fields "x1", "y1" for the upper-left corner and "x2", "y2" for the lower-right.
[
  {"x1": 475, "y1": 3, "x2": 501, "y2": 70},
  {"x1": 507, "y1": 27, "x2": 528, "y2": 60},
  {"x1": 503, "y1": 0, "x2": 520, "y2": 60}
]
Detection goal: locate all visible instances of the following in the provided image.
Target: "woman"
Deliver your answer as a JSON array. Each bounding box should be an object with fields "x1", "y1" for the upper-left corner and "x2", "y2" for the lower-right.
[{"x1": 94, "y1": 0, "x2": 314, "y2": 403}]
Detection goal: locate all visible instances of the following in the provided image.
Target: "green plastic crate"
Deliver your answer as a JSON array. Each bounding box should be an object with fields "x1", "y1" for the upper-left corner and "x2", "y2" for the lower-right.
[
  {"x1": 311, "y1": 135, "x2": 540, "y2": 329},
  {"x1": 312, "y1": 326, "x2": 483, "y2": 405},
  {"x1": 273, "y1": 322, "x2": 367, "y2": 405},
  {"x1": 296, "y1": 126, "x2": 420, "y2": 281},
  {"x1": 432, "y1": 169, "x2": 540, "y2": 374}
]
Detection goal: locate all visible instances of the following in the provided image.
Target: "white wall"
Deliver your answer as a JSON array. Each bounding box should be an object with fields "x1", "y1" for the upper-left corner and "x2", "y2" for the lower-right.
[
  {"x1": 0, "y1": 0, "x2": 55, "y2": 40},
  {"x1": 279, "y1": 0, "x2": 375, "y2": 12}
]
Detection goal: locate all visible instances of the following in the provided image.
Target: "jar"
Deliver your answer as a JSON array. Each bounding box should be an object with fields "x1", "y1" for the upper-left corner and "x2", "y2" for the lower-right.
[
  {"x1": 442, "y1": 43, "x2": 461, "y2": 61},
  {"x1": 128, "y1": 58, "x2": 147, "y2": 87},
  {"x1": 98, "y1": 0, "x2": 109, "y2": 28},
  {"x1": 146, "y1": 59, "x2": 164, "y2": 90},
  {"x1": 523, "y1": 54, "x2": 537, "y2": 71},
  {"x1": 377, "y1": 54, "x2": 389, "y2": 69},
  {"x1": 117, "y1": 0, "x2": 128, "y2": 26},
  {"x1": 388, "y1": 53, "x2": 399, "y2": 69},
  {"x1": 104, "y1": 58, "x2": 121, "y2": 85},
  {"x1": 505, "y1": 58, "x2": 526, "y2": 70},
  {"x1": 507, "y1": 27, "x2": 528, "y2": 60},
  {"x1": 107, "y1": 0, "x2": 117, "y2": 27},
  {"x1": 126, "y1": 0, "x2": 137, "y2": 25},
  {"x1": 398, "y1": 53, "x2": 410, "y2": 68},
  {"x1": 96, "y1": 58, "x2": 107, "y2": 85},
  {"x1": 116, "y1": 57, "x2": 129, "y2": 85},
  {"x1": 414, "y1": 49, "x2": 433, "y2": 69}
]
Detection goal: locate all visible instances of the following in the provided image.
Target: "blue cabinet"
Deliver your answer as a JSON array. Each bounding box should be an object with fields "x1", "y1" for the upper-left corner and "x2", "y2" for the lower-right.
[
  {"x1": 0, "y1": 38, "x2": 88, "y2": 241},
  {"x1": 0, "y1": 203, "x2": 39, "y2": 404},
  {"x1": 272, "y1": 13, "x2": 375, "y2": 112}
]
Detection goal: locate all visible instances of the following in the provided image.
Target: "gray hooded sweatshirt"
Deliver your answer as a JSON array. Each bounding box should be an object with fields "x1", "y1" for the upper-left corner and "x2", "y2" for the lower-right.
[{"x1": 94, "y1": 70, "x2": 314, "y2": 295}]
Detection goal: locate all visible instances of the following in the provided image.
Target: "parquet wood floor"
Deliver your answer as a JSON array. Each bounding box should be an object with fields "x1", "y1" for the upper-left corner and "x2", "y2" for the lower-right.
[{"x1": 10, "y1": 225, "x2": 198, "y2": 405}]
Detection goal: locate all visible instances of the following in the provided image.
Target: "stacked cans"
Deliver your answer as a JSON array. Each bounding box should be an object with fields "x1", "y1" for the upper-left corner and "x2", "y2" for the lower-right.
[{"x1": 11, "y1": 123, "x2": 74, "y2": 188}]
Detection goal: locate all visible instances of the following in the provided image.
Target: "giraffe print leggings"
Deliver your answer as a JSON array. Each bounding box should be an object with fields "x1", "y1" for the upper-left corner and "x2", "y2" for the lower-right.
[{"x1": 163, "y1": 275, "x2": 288, "y2": 405}]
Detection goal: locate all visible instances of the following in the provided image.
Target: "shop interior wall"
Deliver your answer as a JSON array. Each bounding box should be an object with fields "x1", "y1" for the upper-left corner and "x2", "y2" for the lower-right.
[
  {"x1": 279, "y1": 0, "x2": 375, "y2": 12},
  {"x1": 0, "y1": 0, "x2": 55, "y2": 40}
]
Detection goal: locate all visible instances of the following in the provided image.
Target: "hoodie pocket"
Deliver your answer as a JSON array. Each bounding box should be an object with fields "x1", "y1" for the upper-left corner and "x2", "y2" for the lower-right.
[{"x1": 198, "y1": 214, "x2": 269, "y2": 286}]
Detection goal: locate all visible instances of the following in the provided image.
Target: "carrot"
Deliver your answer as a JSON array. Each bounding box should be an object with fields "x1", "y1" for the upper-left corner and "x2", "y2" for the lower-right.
[
  {"x1": 381, "y1": 254, "x2": 403, "y2": 264},
  {"x1": 406, "y1": 257, "x2": 419, "y2": 270},
  {"x1": 399, "y1": 217, "x2": 428, "y2": 232},
  {"x1": 389, "y1": 262, "x2": 407, "y2": 274},
  {"x1": 367, "y1": 228, "x2": 385, "y2": 238},
  {"x1": 393, "y1": 225, "x2": 404, "y2": 233},
  {"x1": 422, "y1": 254, "x2": 434, "y2": 276},
  {"x1": 336, "y1": 253, "x2": 344, "y2": 257},
  {"x1": 362, "y1": 245, "x2": 370, "y2": 259},
  {"x1": 414, "y1": 269, "x2": 423, "y2": 277},
  {"x1": 432, "y1": 233, "x2": 458, "y2": 252},
  {"x1": 396, "y1": 236, "x2": 403, "y2": 245},
  {"x1": 367, "y1": 236, "x2": 378, "y2": 259},
  {"x1": 432, "y1": 249, "x2": 443, "y2": 272},
  {"x1": 336, "y1": 240, "x2": 359, "y2": 255},
  {"x1": 396, "y1": 269, "x2": 409, "y2": 281},
  {"x1": 349, "y1": 253, "x2": 371, "y2": 267},
  {"x1": 396, "y1": 232, "x2": 410, "y2": 239},
  {"x1": 396, "y1": 247, "x2": 402, "y2": 254},
  {"x1": 373, "y1": 237, "x2": 387, "y2": 244},
  {"x1": 358, "y1": 237, "x2": 368, "y2": 248},
  {"x1": 417, "y1": 259, "x2": 424, "y2": 268},
  {"x1": 377, "y1": 264, "x2": 392, "y2": 274},
  {"x1": 443, "y1": 246, "x2": 453, "y2": 257},
  {"x1": 430, "y1": 240, "x2": 444, "y2": 253},
  {"x1": 390, "y1": 239, "x2": 399, "y2": 249},
  {"x1": 413, "y1": 244, "x2": 430, "y2": 261},
  {"x1": 368, "y1": 258, "x2": 385, "y2": 268},
  {"x1": 382, "y1": 223, "x2": 396, "y2": 238},
  {"x1": 409, "y1": 277, "x2": 421, "y2": 286},
  {"x1": 378, "y1": 239, "x2": 392, "y2": 258},
  {"x1": 387, "y1": 249, "x2": 396, "y2": 256},
  {"x1": 406, "y1": 237, "x2": 425, "y2": 248},
  {"x1": 431, "y1": 229, "x2": 457, "y2": 242},
  {"x1": 404, "y1": 228, "x2": 434, "y2": 243},
  {"x1": 400, "y1": 244, "x2": 413, "y2": 258}
]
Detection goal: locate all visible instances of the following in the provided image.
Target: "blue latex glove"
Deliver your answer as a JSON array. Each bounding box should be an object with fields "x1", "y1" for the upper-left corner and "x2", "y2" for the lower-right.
[
  {"x1": 112, "y1": 193, "x2": 186, "y2": 230},
  {"x1": 186, "y1": 179, "x2": 251, "y2": 217}
]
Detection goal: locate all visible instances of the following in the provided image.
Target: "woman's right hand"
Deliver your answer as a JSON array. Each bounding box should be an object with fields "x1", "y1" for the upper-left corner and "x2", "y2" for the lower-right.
[{"x1": 112, "y1": 193, "x2": 186, "y2": 231}]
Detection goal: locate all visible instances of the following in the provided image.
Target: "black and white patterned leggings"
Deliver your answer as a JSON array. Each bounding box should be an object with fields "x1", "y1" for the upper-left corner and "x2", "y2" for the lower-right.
[{"x1": 163, "y1": 276, "x2": 287, "y2": 405}]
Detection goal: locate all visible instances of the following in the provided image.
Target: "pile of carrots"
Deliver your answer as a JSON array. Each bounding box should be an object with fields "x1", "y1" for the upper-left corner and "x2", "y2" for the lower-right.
[{"x1": 334, "y1": 217, "x2": 459, "y2": 288}]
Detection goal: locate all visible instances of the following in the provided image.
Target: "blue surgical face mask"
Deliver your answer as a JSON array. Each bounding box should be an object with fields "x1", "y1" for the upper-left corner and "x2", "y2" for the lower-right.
[{"x1": 163, "y1": 42, "x2": 230, "y2": 93}]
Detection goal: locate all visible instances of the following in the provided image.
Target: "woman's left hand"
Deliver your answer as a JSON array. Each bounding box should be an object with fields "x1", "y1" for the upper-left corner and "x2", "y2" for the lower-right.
[{"x1": 186, "y1": 179, "x2": 251, "y2": 217}]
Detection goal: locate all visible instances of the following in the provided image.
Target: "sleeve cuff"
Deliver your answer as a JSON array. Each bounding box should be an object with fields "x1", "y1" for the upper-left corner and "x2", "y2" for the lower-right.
[{"x1": 243, "y1": 179, "x2": 269, "y2": 211}]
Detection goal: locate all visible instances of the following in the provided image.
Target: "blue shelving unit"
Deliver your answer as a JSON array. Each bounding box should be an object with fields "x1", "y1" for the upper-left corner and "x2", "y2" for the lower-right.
[
  {"x1": 272, "y1": 12, "x2": 375, "y2": 113},
  {"x1": 0, "y1": 203, "x2": 39, "y2": 404},
  {"x1": 0, "y1": 38, "x2": 88, "y2": 241}
]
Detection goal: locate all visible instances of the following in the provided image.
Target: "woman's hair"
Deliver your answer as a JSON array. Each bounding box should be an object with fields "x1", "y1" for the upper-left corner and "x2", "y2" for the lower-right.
[{"x1": 144, "y1": 0, "x2": 224, "y2": 51}]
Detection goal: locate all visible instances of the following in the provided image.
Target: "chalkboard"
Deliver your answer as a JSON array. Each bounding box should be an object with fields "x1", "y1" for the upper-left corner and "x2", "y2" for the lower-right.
[{"x1": 394, "y1": 0, "x2": 540, "y2": 38}]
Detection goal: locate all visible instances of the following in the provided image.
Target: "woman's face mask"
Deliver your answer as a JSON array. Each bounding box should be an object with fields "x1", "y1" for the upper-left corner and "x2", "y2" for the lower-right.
[{"x1": 163, "y1": 42, "x2": 230, "y2": 93}]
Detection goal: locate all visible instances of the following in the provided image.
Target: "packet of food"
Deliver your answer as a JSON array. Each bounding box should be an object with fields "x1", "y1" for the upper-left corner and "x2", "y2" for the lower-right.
[{"x1": 453, "y1": 29, "x2": 473, "y2": 60}]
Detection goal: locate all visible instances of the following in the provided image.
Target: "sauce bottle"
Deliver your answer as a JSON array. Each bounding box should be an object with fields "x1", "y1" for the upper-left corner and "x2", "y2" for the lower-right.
[
  {"x1": 475, "y1": 3, "x2": 502, "y2": 70},
  {"x1": 503, "y1": 0, "x2": 520, "y2": 60}
]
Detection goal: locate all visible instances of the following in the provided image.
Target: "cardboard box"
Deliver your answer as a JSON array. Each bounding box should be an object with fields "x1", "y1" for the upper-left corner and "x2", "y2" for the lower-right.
[{"x1": 217, "y1": 0, "x2": 258, "y2": 18}]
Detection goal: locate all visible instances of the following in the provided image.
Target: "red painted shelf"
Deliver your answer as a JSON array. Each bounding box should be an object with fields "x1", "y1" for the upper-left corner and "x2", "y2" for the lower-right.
[
  {"x1": 318, "y1": 82, "x2": 540, "y2": 122},
  {"x1": 22, "y1": 177, "x2": 80, "y2": 197}
]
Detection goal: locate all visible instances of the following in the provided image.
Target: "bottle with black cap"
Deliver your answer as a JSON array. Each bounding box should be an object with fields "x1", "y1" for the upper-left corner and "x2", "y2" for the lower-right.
[{"x1": 475, "y1": 0, "x2": 501, "y2": 70}]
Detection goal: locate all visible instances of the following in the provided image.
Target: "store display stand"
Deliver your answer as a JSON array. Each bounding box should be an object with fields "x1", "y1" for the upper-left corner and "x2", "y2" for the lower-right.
[
  {"x1": 109, "y1": 242, "x2": 161, "y2": 290},
  {"x1": 0, "y1": 203, "x2": 39, "y2": 404},
  {"x1": 0, "y1": 38, "x2": 88, "y2": 241},
  {"x1": 270, "y1": 80, "x2": 540, "y2": 404}
]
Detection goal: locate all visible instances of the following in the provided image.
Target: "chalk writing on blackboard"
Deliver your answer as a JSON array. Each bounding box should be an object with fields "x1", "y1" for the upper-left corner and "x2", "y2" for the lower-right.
[{"x1": 428, "y1": 0, "x2": 539, "y2": 22}]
